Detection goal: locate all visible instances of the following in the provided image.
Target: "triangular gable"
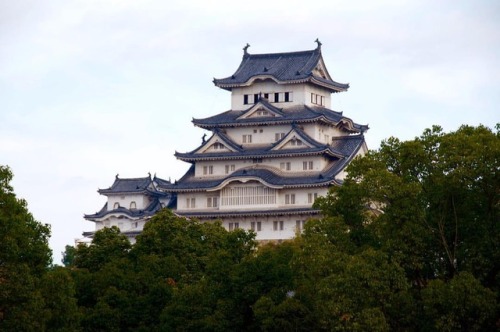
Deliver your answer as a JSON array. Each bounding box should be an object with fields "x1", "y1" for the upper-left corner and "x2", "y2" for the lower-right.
[
  {"x1": 312, "y1": 57, "x2": 333, "y2": 81},
  {"x1": 237, "y1": 101, "x2": 284, "y2": 120},
  {"x1": 335, "y1": 117, "x2": 357, "y2": 132},
  {"x1": 271, "y1": 128, "x2": 315, "y2": 151},
  {"x1": 196, "y1": 132, "x2": 239, "y2": 154}
]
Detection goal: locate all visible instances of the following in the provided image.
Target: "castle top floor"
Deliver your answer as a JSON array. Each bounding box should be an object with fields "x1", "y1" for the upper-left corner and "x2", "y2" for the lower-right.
[{"x1": 213, "y1": 41, "x2": 349, "y2": 111}]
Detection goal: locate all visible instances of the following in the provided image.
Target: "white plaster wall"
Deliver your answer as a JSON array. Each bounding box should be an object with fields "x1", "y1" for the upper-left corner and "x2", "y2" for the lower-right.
[
  {"x1": 177, "y1": 185, "x2": 329, "y2": 213},
  {"x1": 224, "y1": 125, "x2": 292, "y2": 145},
  {"x1": 107, "y1": 194, "x2": 150, "y2": 210},
  {"x1": 302, "y1": 123, "x2": 347, "y2": 144},
  {"x1": 195, "y1": 155, "x2": 329, "y2": 179},
  {"x1": 277, "y1": 187, "x2": 327, "y2": 208},
  {"x1": 219, "y1": 214, "x2": 313, "y2": 241},
  {"x1": 94, "y1": 215, "x2": 145, "y2": 232},
  {"x1": 231, "y1": 81, "x2": 301, "y2": 111},
  {"x1": 177, "y1": 192, "x2": 213, "y2": 211},
  {"x1": 231, "y1": 82, "x2": 337, "y2": 111},
  {"x1": 303, "y1": 85, "x2": 332, "y2": 109}
]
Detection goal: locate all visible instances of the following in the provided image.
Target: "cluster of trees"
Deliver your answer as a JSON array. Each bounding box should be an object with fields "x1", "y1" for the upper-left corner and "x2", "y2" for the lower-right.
[{"x1": 1, "y1": 124, "x2": 498, "y2": 331}]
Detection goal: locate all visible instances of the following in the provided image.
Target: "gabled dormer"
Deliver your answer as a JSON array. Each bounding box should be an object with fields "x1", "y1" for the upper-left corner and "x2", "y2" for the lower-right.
[
  {"x1": 237, "y1": 99, "x2": 284, "y2": 120},
  {"x1": 196, "y1": 132, "x2": 240, "y2": 154},
  {"x1": 272, "y1": 125, "x2": 318, "y2": 151},
  {"x1": 175, "y1": 129, "x2": 243, "y2": 162}
]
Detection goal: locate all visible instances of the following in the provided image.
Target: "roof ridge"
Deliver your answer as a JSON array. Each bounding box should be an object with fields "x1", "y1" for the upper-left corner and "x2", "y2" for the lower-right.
[{"x1": 246, "y1": 49, "x2": 316, "y2": 58}]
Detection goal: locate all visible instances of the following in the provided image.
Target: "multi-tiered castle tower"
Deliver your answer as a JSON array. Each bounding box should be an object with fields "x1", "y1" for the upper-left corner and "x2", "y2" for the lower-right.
[{"x1": 83, "y1": 42, "x2": 368, "y2": 243}]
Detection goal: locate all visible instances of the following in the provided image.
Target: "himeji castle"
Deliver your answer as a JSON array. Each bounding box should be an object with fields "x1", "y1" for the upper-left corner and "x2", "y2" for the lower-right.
[{"x1": 82, "y1": 41, "x2": 368, "y2": 243}]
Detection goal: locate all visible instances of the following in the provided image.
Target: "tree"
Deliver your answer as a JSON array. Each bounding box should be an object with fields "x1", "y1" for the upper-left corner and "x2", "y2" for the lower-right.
[
  {"x1": 316, "y1": 125, "x2": 499, "y2": 283},
  {"x1": 290, "y1": 219, "x2": 413, "y2": 331},
  {"x1": 73, "y1": 226, "x2": 131, "y2": 272},
  {"x1": 41, "y1": 267, "x2": 81, "y2": 331},
  {"x1": 314, "y1": 124, "x2": 499, "y2": 330},
  {"x1": 422, "y1": 272, "x2": 497, "y2": 331},
  {"x1": 0, "y1": 165, "x2": 52, "y2": 330}
]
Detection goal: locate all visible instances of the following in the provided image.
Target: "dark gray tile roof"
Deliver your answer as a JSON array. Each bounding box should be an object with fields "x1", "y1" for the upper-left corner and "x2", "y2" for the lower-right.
[
  {"x1": 192, "y1": 104, "x2": 368, "y2": 133},
  {"x1": 176, "y1": 125, "x2": 364, "y2": 162},
  {"x1": 84, "y1": 198, "x2": 165, "y2": 221},
  {"x1": 98, "y1": 175, "x2": 170, "y2": 196},
  {"x1": 98, "y1": 176, "x2": 151, "y2": 195},
  {"x1": 82, "y1": 230, "x2": 143, "y2": 237},
  {"x1": 159, "y1": 134, "x2": 364, "y2": 193},
  {"x1": 213, "y1": 47, "x2": 348, "y2": 92}
]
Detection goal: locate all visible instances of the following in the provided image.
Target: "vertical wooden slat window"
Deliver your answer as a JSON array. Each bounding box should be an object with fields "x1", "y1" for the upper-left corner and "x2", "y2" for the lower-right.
[{"x1": 221, "y1": 185, "x2": 276, "y2": 206}]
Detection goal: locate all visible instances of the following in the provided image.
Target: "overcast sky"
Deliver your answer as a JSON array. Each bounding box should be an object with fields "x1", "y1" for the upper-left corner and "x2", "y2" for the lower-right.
[{"x1": 1, "y1": 0, "x2": 499, "y2": 264}]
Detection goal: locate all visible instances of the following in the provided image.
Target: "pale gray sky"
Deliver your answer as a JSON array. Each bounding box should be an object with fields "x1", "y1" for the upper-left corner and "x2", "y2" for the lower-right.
[{"x1": 1, "y1": 0, "x2": 499, "y2": 264}]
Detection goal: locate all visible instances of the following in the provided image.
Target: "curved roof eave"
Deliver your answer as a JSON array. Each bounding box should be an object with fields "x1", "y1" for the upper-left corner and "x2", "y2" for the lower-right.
[
  {"x1": 215, "y1": 75, "x2": 348, "y2": 93},
  {"x1": 175, "y1": 148, "x2": 343, "y2": 162},
  {"x1": 176, "y1": 208, "x2": 322, "y2": 219},
  {"x1": 207, "y1": 176, "x2": 284, "y2": 192}
]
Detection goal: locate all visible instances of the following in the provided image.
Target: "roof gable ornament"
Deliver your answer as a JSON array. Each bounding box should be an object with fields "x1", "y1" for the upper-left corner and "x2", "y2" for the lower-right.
[
  {"x1": 315, "y1": 38, "x2": 322, "y2": 49},
  {"x1": 195, "y1": 132, "x2": 239, "y2": 154},
  {"x1": 243, "y1": 43, "x2": 250, "y2": 56}
]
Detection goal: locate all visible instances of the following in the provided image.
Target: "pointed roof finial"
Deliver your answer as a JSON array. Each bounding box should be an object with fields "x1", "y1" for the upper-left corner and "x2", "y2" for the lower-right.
[
  {"x1": 148, "y1": 172, "x2": 151, "y2": 179},
  {"x1": 315, "y1": 38, "x2": 322, "y2": 49},
  {"x1": 116, "y1": 173, "x2": 119, "y2": 179},
  {"x1": 243, "y1": 43, "x2": 250, "y2": 55}
]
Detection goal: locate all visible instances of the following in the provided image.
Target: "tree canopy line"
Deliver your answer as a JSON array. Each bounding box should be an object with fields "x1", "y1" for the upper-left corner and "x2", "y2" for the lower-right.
[{"x1": 1, "y1": 124, "x2": 499, "y2": 331}]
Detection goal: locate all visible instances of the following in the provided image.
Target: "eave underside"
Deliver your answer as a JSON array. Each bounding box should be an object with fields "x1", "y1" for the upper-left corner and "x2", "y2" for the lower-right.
[{"x1": 176, "y1": 207, "x2": 321, "y2": 219}]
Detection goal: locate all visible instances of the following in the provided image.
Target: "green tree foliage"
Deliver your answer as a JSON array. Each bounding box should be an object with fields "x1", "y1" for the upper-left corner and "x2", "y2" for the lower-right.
[
  {"x1": 41, "y1": 267, "x2": 81, "y2": 331},
  {"x1": 0, "y1": 165, "x2": 52, "y2": 330},
  {"x1": 422, "y1": 272, "x2": 497, "y2": 331},
  {"x1": 314, "y1": 124, "x2": 499, "y2": 329},
  {"x1": 0, "y1": 165, "x2": 82, "y2": 331}
]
